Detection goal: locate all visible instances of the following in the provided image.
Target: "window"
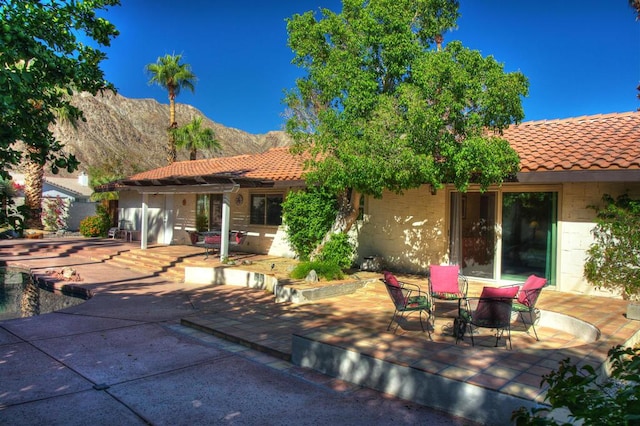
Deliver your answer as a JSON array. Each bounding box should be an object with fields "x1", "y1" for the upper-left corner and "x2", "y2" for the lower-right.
[
  {"x1": 250, "y1": 194, "x2": 283, "y2": 226},
  {"x1": 195, "y1": 194, "x2": 222, "y2": 231}
]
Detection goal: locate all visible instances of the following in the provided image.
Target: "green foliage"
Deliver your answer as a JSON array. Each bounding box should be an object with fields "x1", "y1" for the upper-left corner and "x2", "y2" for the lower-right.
[
  {"x1": 0, "y1": 0, "x2": 120, "y2": 181},
  {"x1": 584, "y1": 193, "x2": 640, "y2": 300},
  {"x1": 285, "y1": 0, "x2": 527, "y2": 197},
  {"x1": 146, "y1": 53, "x2": 197, "y2": 163},
  {"x1": 79, "y1": 204, "x2": 111, "y2": 237},
  {"x1": 290, "y1": 261, "x2": 344, "y2": 281},
  {"x1": 317, "y1": 232, "x2": 354, "y2": 269},
  {"x1": 0, "y1": 178, "x2": 25, "y2": 236},
  {"x1": 195, "y1": 214, "x2": 208, "y2": 232},
  {"x1": 282, "y1": 187, "x2": 338, "y2": 259},
  {"x1": 513, "y1": 345, "x2": 640, "y2": 425},
  {"x1": 146, "y1": 53, "x2": 196, "y2": 99},
  {"x1": 88, "y1": 166, "x2": 124, "y2": 202},
  {"x1": 171, "y1": 116, "x2": 220, "y2": 160}
]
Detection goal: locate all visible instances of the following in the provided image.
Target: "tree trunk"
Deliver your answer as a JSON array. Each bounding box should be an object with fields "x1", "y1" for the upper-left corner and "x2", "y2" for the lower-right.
[
  {"x1": 167, "y1": 96, "x2": 177, "y2": 164},
  {"x1": 24, "y1": 157, "x2": 44, "y2": 230},
  {"x1": 309, "y1": 189, "x2": 361, "y2": 260}
]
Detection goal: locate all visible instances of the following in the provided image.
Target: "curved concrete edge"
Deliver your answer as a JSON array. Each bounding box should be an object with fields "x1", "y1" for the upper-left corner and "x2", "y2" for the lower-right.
[
  {"x1": 538, "y1": 309, "x2": 600, "y2": 343},
  {"x1": 292, "y1": 334, "x2": 540, "y2": 426}
]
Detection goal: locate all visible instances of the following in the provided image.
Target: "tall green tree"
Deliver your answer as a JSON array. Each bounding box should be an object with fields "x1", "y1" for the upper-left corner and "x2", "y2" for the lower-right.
[
  {"x1": 0, "y1": 0, "x2": 120, "y2": 228},
  {"x1": 285, "y1": 0, "x2": 528, "y2": 253},
  {"x1": 146, "y1": 54, "x2": 197, "y2": 164},
  {"x1": 172, "y1": 116, "x2": 220, "y2": 161}
]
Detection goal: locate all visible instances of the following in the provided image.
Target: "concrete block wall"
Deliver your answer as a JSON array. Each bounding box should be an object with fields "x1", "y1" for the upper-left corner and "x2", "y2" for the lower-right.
[{"x1": 559, "y1": 182, "x2": 640, "y2": 295}]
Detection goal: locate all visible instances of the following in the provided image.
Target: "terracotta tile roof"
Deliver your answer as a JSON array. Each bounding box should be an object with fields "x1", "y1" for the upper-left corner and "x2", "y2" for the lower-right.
[
  {"x1": 124, "y1": 146, "x2": 307, "y2": 186},
  {"x1": 501, "y1": 111, "x2": 640, "y2": 173},
  {"x1": 121, "y1": 111, "x2": 639, "y2": 187}
]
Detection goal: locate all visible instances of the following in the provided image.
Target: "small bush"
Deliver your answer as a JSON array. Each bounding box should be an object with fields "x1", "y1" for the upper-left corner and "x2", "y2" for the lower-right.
[
  {"x1": 79, "y1": 204, "x2": 111, "y2": 237},
  {"x1": 290, "y1": 261, "x2": 344, "y2": 281},
  {"x1": 513, "y1": 345, "x2": 640, "y2": 425},
  {"x1": 318, "y1": 232, "x2": 354, "y2": 269},
  {"x1": 79, "y1": 215, "x2": 105, "y2": 237}
]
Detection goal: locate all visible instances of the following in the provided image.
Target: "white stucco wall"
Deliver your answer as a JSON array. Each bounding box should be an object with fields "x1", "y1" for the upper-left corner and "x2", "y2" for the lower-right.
[
  {"x1": 171, "y1": 194, "x2": 197, "y2": 245},
  {"x1": 118, "y1": 191, "x2": 164, "y2": 244},
  {"x1": 66, "y1": 201, "x2": 97, "y2": 231}
]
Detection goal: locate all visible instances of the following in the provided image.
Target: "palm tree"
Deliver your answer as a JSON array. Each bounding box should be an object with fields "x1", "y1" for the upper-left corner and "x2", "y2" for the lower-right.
[
  {"x1": 24, "y1": 87, "x2": 77, "y2": 230},
  {"x1": 172, "y1": 116, "x2": 220, "y2": 160},
  {"x1": 146, "y1": 54, "x2": 197, "y2": 164}
]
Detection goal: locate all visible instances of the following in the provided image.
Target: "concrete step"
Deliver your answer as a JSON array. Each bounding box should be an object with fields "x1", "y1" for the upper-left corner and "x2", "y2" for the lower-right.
[{"x1": 107, "y1": 250, "x2": 186, "y2": 282}]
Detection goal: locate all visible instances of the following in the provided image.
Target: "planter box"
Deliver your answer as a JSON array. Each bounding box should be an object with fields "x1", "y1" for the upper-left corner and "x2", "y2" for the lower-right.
[{"x1": 627, "y1": 302, "x2": 640, "y2": 321}]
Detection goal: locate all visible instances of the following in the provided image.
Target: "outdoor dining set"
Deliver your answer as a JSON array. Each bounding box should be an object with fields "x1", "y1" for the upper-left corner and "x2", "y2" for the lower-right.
[{"x1": 381, "y1": 266, "x2": 548, "y2": 349}]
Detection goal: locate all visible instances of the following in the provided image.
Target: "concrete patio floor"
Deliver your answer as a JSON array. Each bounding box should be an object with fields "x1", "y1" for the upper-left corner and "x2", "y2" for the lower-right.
[{"x1": 1, "y1": 238, "x2": 639, "y2": 425}]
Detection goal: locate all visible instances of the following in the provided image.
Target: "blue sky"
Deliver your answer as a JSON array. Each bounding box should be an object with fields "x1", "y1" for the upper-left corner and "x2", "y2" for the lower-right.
[{"x1": 96, "y1": 1, "x2": 639, "y2": 134}]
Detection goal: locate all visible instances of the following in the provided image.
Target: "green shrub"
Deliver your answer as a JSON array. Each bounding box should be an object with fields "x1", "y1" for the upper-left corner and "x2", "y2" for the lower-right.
[
  {"x1": 282, "y1": 187, "x2": 338, "y2": 260},
  {"x1": 318, "y1": 232, "x2": 354, "y2": 269},
  {"x1": 79, "y1": 215, "x2": 105, "y2": 237},
  {"x1": 290, "y1": 261, "x2": 344, "y2": 281},
  {"x1": 584, "y1": 193, "x2": 640, "y2": 300},
  {"x1": 513, "y1": 345, "x2": 640, "y2": 425},
  {"x1": 79, "y1": 204, "x2": 111, "y2": 237}
]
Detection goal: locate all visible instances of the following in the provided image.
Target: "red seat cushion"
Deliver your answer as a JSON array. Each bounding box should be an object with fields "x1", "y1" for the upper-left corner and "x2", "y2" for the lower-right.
[
  {"x1": 518, "y1": 275, "x2": 547, "y2": 306},
  {"x1": 480, "y1": 286, "x2": 519, "y2": 299},
  {"x1": 429, "y1": 265, "x2": 460, "y2": 294},
  {"x1": 383, "y1": 271, "x2": 400, "y2": 287}
]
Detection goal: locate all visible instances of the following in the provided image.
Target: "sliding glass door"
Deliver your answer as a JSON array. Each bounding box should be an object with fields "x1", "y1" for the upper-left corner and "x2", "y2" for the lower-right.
[
  {"x1": 501, "y1": 192, "x2": 557, "y2": 283},
  {"x1": 450, "y1": 190, "x2": 557, "y2": 284}
]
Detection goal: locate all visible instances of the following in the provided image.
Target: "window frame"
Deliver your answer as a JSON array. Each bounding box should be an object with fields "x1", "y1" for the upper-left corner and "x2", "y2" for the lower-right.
[{"x1": 249, "y1": 193, "x2": 284, "y2": 226}]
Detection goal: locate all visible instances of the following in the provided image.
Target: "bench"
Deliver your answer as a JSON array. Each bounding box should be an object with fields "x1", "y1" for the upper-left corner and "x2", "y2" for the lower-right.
[{"x1": 198, "y1": 231, "x2": 247, "y2": 259}]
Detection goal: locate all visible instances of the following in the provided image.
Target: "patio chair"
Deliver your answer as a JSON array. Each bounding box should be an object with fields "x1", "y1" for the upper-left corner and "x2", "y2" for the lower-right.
[
  {"x1": 457, "y1": 286, "x2": 519, "y2": 349},
  {"x1": 381, "y1": 271, "x2": 432, "y2": 338},
  {"x1": 201, "y1": 232, "x2": 222, "y2": 259},
  {"x1": 428, "y1": 264, "x2": 468, "y2": 323},
  {"x1": 201, "y1": 230, "x2": 247, "y2": 259},
  {"x1": 107, "y1": 227, "x2": 120, "y2": 239},
  {"x1": 509, "y1": 275, "x2": 548, "y2": 341}
]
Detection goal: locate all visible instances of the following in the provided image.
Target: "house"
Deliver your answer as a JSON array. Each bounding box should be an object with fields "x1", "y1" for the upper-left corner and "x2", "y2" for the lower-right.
[
  {"x1": 105, "y1": 111, "x2": 640, "y2": 298},
  {"x1": 11, "y1": 172, "x2": 97, "y2": 231}
]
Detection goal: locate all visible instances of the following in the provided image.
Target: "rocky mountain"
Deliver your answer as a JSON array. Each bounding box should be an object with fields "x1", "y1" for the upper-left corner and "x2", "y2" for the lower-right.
[{"x1": 49, "y1": 91, "x2": 292, "y2": 178}]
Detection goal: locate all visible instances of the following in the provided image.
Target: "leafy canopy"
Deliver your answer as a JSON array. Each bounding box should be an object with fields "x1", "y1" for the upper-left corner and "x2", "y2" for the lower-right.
[
  {"x1": 172, "y1": 116, "x2": 220, "y2": 161},
  {"x1": 0, "y1": 0, "x2": 120, "y2": 180},
  {"x1": 285, "y1": 0, "x2": 528, "y2": 197},
  {"x1": 146, "y1": 53, "x2": 196, "y2": 101},
  {"x1": 584, "y1": 193, "x2": 640, "y2": 300}
]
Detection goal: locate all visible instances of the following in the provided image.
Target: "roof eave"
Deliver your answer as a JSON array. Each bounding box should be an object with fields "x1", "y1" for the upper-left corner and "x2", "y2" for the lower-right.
[{"x1": 517, "y1": 169, "x2": 640, "y2": 183}]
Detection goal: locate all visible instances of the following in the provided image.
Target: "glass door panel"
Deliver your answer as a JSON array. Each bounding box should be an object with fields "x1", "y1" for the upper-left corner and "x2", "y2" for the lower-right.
[
  {"x1": 458, "y1": 192, "x2": 497, "y2": 279},
  {"x1": 501, "y1": 192, "x2": 557, "y2": 283}
]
